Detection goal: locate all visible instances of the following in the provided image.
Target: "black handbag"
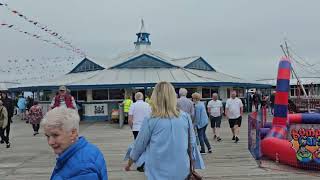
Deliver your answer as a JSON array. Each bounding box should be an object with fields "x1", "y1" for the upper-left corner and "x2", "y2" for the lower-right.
[{"x1": 186, "y1": 120, "x2": 203, "y2": 180}]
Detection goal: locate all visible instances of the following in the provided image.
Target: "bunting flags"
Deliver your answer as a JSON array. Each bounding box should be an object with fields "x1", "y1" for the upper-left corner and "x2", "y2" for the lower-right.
[
  {"x1": 0, "y1": 2, "x2": 86, "y2": 57},
  {"x1": 0, "y1": 56, "x2": 79, "y2": 82},
  {"x1": 0, "y1": 23, "x2": 75, "y2": 51}
]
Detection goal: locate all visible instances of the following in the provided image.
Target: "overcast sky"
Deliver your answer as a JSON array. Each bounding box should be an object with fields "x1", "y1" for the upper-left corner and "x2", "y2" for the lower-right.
[{"x1": 1, "y1": 0, "x2": 320, "y2": 81}]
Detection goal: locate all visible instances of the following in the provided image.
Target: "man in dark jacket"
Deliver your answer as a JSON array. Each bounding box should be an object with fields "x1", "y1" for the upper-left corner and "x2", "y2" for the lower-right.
[{"x1": 0, "y1": 92, "x2": 14, "y2": 145}]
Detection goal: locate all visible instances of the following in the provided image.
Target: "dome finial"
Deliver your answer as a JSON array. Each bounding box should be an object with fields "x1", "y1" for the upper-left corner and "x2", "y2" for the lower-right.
[{"x1": 134, "y1": 19, "x2": 151, "y2": 49}]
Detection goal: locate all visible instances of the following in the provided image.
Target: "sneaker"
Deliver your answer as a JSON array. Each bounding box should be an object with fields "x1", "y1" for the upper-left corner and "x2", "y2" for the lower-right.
[
  {"x1": 235, "y1": 137, "x2": 239, "y2": 143},
  {"x1": 213, "y1": 135, "x2": 217, "y2": 140},
  {"x1": 217, "y1": 137, "x2": 222, "y2": 142},
  {"x1": 208, "y1": 149, "x2": 212, "y2": 153},
  {"x1": 6, "y1": 143, "x2": 10, "y2": 148},
  {"x1": 232, "y1": 136, "x2": 235, "y2": 140},
  {"x1": 0, "y1": 140, "x2": 4, "y2": 144},
  {"x1": 137, "y1": 166, "x2": 144, "y2": 172},
  {"x1": 200, "y1": 151, "x2": 207, "y2": 155}
]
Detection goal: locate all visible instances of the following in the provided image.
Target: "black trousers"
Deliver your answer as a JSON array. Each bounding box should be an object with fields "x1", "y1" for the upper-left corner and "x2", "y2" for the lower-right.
[
  {"x1": 32, "y1": 124, "x2": 40, "y2": 132},
  {"x1": 0, "y1": 128, "x2": 9, "y2": 144},
  {"x1": 132, "y1": 131, "x2": 139, "y2": 139},
  {"x1": 5, "y1": 117, "x2": 11, "y2": 141}
]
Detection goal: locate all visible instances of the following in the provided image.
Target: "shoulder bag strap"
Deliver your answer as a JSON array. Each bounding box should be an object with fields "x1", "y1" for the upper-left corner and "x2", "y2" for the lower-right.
[{"x1": 187, "y1": 119, "x2": 195, "y2": 173}]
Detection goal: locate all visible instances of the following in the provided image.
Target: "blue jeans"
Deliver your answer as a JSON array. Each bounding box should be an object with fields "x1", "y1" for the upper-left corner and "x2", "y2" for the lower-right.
[{"x1": 197, "y1": 125, "x2": 211, "y2": 152}]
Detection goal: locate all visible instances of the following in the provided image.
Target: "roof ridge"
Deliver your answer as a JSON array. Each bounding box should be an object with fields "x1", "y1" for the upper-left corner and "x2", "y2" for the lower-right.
[{"x1": 170, "y1": 56, "x2": 200, "y2": 61}]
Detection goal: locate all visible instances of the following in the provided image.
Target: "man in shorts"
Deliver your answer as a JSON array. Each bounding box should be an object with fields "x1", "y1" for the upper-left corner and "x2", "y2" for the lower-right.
[
  {"x1": 207, "y1": 93, "x2": 223, "y2": 142},
  {"x1": 225, "y1": 90, "x2": 243, "y2": 143}
]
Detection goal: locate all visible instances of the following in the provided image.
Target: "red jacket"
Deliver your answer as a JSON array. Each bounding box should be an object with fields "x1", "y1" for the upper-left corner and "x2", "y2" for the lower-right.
[{"x1": 52, "y1": 95, "x2": 75, "y2": 109}]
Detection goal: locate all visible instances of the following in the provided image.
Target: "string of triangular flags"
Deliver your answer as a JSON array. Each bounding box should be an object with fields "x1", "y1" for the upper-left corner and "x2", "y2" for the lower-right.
[
  {"x1": 0, "y1": 56, "x2": 79, "y2": 82},
  {"x1": 0, "y1": 23, "x2": 77, "y2": 51},
  {"x1": 0, "y1": 2, "x2": 86, "y2": 57}
]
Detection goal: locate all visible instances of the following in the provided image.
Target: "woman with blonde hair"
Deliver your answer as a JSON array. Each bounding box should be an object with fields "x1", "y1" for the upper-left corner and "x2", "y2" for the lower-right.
[
  {"x1": 125, "y1": 81, "x2": 204, "y2": 179},
  {"x1": 192, "y1": 92, "x2": 212, "y2": 154}
]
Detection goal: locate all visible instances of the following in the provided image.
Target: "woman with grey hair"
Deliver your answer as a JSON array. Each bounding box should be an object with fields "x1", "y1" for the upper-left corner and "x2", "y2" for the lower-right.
[
  {"x1": 177, "y1": 88, "x2": 195, "y2": 120},
  {"x1": 42, "y1": 107, "x2": 108, "y2": 180}
]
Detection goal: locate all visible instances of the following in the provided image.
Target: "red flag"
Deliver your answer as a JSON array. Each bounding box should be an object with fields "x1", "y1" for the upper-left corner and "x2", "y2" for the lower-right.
[{"x1": 1, "y1": 23, "x2": 7, "y2": 26}]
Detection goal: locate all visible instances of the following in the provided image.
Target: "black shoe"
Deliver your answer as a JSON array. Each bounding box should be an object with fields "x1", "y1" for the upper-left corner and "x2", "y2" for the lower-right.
[
  {"x1": 208, "y1": 149, "x2": 212, "y2": 153},
  {"x1": 232, "y1": 136, "x2": 235, "y2": 140},
  {"x1": 217, "y1": 137, "x2": 222, "y2": 142},
  {"x1": 6, "y1": 143, "x2": 10, "y2": 148},
  {"x1": 0, "y1": 140, "x2": 4, "y2": 144},
  {"x1": 137, "y1": 166, "x2": 144, "y2": 172},
  {"x1": 235, "y1": 137, "x2": 239, "y2": 143},
  {"x1": 200, "y1": 150, "x2": 207, "y2": 155},
  {"x1": 213, "y1": 135, "x2": 217, "y2": 140}
]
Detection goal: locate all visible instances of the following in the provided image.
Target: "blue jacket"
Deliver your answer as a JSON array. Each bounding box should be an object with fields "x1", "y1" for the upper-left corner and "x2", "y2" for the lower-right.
[
  {"x1": 17, "y1": 97, "x2": 26, "y2": 110},
  {"x1": 51, "y1": 137, "x2": 108, "y2": 180},
  {"x1": 194, "y1": 101, "x2": 209, "y2": 129}
]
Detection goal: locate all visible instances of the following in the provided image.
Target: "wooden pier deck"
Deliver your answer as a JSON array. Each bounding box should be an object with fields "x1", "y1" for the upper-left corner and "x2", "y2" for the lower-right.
[{"x1": 0, "y1": 114, "x2": 319, "y2": 179}]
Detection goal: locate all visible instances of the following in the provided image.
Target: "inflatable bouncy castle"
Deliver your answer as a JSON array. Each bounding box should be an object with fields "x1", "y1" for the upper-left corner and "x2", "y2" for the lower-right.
[{"x1": 249, "y1": 57, "x2": 320, "y2": 170}]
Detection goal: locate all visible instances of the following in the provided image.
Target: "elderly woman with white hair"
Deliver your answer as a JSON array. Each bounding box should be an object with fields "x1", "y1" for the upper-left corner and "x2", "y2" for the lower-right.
[
  {"x1": 125, "y1": 81, "x2": 204, "y2": 179},
  {"x1": 42, "y1": 107, "x2": 108, "y2": 180},
  {"x1": 177, "y1": 88, "x2": 195, "y2": 120}
]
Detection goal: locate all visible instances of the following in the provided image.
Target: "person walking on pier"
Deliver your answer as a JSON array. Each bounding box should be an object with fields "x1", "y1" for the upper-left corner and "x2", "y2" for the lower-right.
[
  {"x1": 122, "y1": 95, "x2": 133, "y2": 124},
  {"x1": 128, "y1": 92, "x2": 151, "y2": 139},
  {"x1": 0, "y1": 100, "x2": 10, "y2": 148},
  {"x1": 225, "y1": 90, "x2": 243, "y2": 143},
  {"x1": 43, "y1": 107, "x2": 108, "y2": 180},
  {"x1": 0, "y1": 92, "x2": 14, "y2": 145},
  {"x1": 126, "y1": 81, "x2": 204, "y2": 179},
  {"x1": 192, "y1": 92, "x2": 212, "y2": 154},
  {"x1": 17, "y1": 95, "x2": 27, "y2": 120},
  {"x1": 252, "y1": 91, "x2": 261, "y2": 111},
  {"x1": 207, "y1": 93, "x2": 223, "y2": 142},
  {"x1": 177, "y1": 88, "x2": 194, "y2": 120},
  {"x1": 27, "y1": 101, "x2": 43, "y2": 136},
  {"x1": 50, "y1": 86, "x2": 77, "y2": 110}
]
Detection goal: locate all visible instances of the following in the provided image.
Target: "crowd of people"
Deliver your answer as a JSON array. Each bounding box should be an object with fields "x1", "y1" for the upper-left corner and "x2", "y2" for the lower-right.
[
  {"x1": 248, "y1": 90, "x2": 275, "y2": 113},
  {"x1": 0, "y1": 83, "x2": 247, "y2": 180},
  {"x1": 122, "y1": 85, "x2": 244, "y2": 179}
]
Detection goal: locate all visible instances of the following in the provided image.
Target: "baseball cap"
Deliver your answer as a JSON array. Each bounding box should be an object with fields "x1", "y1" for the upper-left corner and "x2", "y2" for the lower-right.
[{"x1": 59, "y1": 85, "x2": 67, "y2": 91}]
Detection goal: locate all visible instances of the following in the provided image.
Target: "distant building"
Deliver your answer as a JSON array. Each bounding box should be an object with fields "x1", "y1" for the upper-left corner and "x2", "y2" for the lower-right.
[
  {"x1": 11, "y1": 21, "x2": 270, "y2": 121},
  {"x1": 0, "y1": 81, "x2": 20, "y2": 91},
  {"x1": 256, "y1": 77, "x2": 320, "y2": 97}
]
